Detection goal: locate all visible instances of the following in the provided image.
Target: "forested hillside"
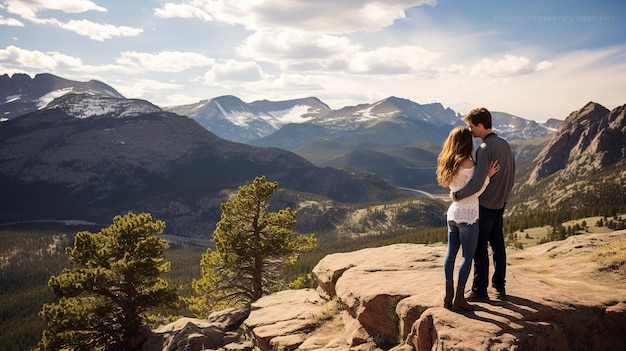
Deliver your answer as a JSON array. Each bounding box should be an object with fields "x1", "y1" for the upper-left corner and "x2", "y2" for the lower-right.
[{"x1": 0, "y1": 230, "x2": 72, "y2": 351}]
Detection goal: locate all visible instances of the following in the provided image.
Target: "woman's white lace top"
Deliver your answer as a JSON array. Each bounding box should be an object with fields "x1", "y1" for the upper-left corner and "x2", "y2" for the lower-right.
[{"x1": 447, "y1": 167, "x2": 490, "y2": 224}]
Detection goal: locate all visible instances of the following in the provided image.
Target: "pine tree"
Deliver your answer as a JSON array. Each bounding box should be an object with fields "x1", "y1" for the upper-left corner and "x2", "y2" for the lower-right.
[
  {"x1": 39, "y1": 212, "x2": 178, "y2": 351},
  {"x1": 189, "y1": 176, "x2": 317, "y2": 316}
]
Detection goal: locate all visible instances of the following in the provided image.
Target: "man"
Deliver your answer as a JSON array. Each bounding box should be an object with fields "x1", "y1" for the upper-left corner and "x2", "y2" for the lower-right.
[{"x1": 451, "y1": 107, "x2": 515, "y2": 300}]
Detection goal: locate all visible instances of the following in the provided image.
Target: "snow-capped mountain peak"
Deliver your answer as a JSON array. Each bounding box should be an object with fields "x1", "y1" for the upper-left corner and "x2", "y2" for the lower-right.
[
  {"x1": 45, "y1": 94, "x2": 162, "y2": 119},
  {"x1": 164, "y1": 96, "x2": 331, "y2": 142},
  {"x1": 1, "y1": 73, "x2": 126, "y2": 120}
]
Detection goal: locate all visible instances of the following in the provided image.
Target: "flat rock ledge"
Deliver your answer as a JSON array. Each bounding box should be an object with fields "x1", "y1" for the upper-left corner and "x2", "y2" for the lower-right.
[{"x1": 143, "y1": 230, "x2": 626, "y2": 351}]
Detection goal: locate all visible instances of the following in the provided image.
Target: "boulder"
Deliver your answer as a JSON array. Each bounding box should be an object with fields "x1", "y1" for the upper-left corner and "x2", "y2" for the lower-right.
[
  {"x1": 142, "y1": 308, "x2": 249, "y2": 351},
  {"x1": 241, "y1": 289, "x2": 334, "y2": 351}
]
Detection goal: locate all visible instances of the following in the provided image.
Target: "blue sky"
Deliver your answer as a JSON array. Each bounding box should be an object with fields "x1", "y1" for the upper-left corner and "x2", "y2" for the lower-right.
[{"x1": 1, "y1": 0, "x2": 624, "y2": 122}]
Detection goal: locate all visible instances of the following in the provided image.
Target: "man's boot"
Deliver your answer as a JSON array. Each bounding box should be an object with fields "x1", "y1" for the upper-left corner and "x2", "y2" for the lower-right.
[
  {"x1": 444, "y1": 281, "x2": 454, "y2": 310},
  {"x1": 453, "y1": 285, "x2": 474, "y2": 311}
]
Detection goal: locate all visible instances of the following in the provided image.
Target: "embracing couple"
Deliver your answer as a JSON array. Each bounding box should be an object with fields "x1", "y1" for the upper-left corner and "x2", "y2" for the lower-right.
[{"x1": 436, "y1": 107, "x2": 515, "y2": 311}]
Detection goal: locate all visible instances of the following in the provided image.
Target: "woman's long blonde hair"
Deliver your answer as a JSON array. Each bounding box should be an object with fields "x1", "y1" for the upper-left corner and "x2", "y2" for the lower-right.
[{"x1": 436, "y1": 126, "x2": 474, "y2": 187}]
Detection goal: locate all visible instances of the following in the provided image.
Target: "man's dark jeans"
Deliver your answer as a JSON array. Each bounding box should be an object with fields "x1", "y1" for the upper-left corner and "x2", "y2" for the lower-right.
[{"x1": 471, "y1": 206, "x2": 506, "y2": 295}]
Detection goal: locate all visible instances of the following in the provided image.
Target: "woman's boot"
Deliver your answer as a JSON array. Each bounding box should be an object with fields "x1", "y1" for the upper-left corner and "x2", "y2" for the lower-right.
[
  {"x1": 444, "y1": 281, "x2": 454, "y2": 309},
  {"x1": 453, "y1": 285, "x2": 474, "y2": 311}
]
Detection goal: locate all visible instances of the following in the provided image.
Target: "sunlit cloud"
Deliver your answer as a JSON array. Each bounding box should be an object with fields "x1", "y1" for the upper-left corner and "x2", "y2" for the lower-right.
[
  {"x1": 469, "y1": 55, "x2": 553, "y2": 78},
  {"x1": 237, "y1": 30, "x2": 445, "y2": 77},
  {"x1": 349, "y1": 46, "x2": 441, "y2": 76},
  {"x1": 237, "y1": 30, "x2": 360, "y2": 61},
  {"x1": 155, "y1": 0, "x2": 435, "y2": 33}
]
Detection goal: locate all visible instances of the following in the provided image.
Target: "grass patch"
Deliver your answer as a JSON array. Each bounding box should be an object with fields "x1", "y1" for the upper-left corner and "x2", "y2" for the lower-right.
[
  {"x1": 507, "y1": 213, "x2": 625, "y2": 250},
  {"x1": 591, "y1": 239, "x2": 626, "y2": 275},
  {"x1": 509, "y1": 225, "x2": 552, "y2": 248}
]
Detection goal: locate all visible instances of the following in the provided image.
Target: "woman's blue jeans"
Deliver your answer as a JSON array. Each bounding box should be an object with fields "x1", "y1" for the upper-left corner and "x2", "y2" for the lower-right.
[{"x1": 444, "y1": 220, "x2": 479, "y2": 287}]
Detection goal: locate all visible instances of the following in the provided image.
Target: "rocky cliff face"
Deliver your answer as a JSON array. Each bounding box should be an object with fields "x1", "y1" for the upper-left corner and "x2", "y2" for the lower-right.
[
  {"x1": 144, "y1": 230, "x2": 626, "y2": 351},
  {"x1": 507, "y1": 102, "x2": 626, "y2": 215},
  {"x1": 527, "y1": 102, "x2": 625, "y2": 184}
]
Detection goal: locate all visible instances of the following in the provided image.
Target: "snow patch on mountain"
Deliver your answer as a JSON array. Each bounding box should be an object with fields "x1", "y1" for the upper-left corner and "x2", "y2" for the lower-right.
[
  {"x1": 357, "y1": 105, "x2": 396, "y2": 123},
  {"x1": 272, "y1": 105, "x2": 316, "y2": 124},
  {"x1": 227, "y1": 111, "x2": 261, "y2": 127},
  {"x1": 46, "y1": 94, "x2": 162, "y2": 119},
  {"x1": 4, "y1": 95, "x2": 20, "y2": 103},
  {"x1": 37, "y1": 88, "x2": 74, "y2": 109}
]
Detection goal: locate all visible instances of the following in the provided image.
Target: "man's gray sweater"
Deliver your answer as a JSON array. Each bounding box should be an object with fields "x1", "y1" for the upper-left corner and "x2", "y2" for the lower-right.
[{"x1": 454, "y1": 133, "x2": 515, "y2": 210}]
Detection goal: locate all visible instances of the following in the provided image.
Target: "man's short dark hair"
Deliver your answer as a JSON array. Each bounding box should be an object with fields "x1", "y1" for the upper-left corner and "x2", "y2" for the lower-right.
[{"x1": 463, "y1": 107, "x2": 492, "y2": 129}]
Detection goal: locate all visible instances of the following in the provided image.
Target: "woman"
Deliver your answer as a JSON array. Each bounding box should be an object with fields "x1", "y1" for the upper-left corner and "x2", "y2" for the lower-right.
[{"x1": 436, "y1": 126, "x2": 499, "y2": 311}]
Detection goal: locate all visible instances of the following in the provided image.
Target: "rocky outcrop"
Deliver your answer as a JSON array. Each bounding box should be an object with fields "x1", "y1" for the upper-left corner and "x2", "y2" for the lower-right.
[
  {"x1": 146, "y1": 230, "x2": 626, "y2": 351},
  {"x1": 528, "y1": 102, "x2": 625, "y2": 184},
  {"x1": 510, "y1": 102, "x2": 626, "y2": 215},
  {"x1": 142, "y1": 308, "x2": 249, "y2": 351}
]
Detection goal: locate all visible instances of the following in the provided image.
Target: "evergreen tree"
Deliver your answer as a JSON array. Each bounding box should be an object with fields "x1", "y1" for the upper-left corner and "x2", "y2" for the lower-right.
[
  {"x1": 39, "y1": 212, "x2": 178, "y2": 351},
  {"x1": 189, "y1": 176, "x2": 317, "y2": 316}
]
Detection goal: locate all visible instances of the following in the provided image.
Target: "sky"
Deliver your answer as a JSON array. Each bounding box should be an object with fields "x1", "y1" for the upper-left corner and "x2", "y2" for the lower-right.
[{"x1": 0, "y1": 0, "x2": 625, "y2": 122}]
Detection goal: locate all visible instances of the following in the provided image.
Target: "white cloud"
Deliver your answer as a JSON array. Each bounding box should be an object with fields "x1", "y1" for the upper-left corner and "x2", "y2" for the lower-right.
[
  {"x1": 0, "y1": 15, "x2": 23, "y2": 26},
  {"x1": 5, "y1": 0, "x2": 140, "y2": 41},
  {"x1": 6, "y1": 0, "x2": 106, "y2": 20},
  {"x1": 155, "y1": 0, "x2": 435, "y2": 33},
  {"x1": 0, "y1": 46, "x2": 214, "y2": 81},
  {"x1": 0, "y1": 45, "x2": 84, "y2": 70},
  {"x1": 349, "y1": 45, "x2": 441, "y2": 76},
  {"x1": 52, "y1": 19, "x2": 142, "y2": 41},
  {"x1": 205, "y1": 59, "x2": 267, "y2": 86},
  {"x1": 237, "y1": 31, "x2": 442, "y2": 77},
  {"x1": 535, "y1": 61, "x2": 553, "y2": 71},
  {"x1": 237, "y1": 30, "x2": 360, "y2": 61},
  {"x1": 469, "y1": 55, "x2": 553, "y2": 78},
  {"x1": 117, "y1": 51, "x2": 214, "y2": 72},
  {"x1": 154, "y1": 2, "x2": 215, "y2": 21}
]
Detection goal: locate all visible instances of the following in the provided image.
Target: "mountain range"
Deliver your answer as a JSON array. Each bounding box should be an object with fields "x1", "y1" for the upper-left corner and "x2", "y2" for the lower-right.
[
  {"x1": 165, "y1": 94, "x2": 558, "y2": 145},
  {"x1": 0, "y1": 91, "x2": 410, "y2": 237},
  {"x1": 1, "y1": 73, "x2": 624, "y2": 238},
  {"x1": 150, "y1": 88, "x2": 562, "y2": 192}
]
